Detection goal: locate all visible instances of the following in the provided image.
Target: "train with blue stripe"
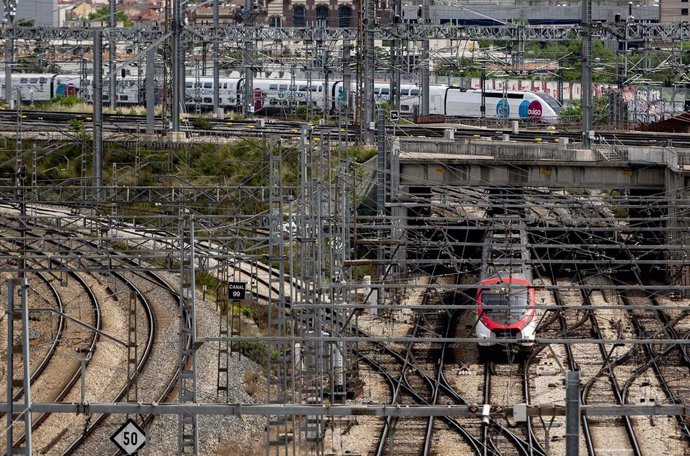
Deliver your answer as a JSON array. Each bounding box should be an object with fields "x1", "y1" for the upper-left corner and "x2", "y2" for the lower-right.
[{"x1": 0, "y1": 72, "x2": 562, "y2": 122}]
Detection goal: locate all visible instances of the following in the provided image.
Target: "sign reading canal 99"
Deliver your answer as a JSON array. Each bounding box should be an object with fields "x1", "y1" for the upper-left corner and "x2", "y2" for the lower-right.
[{"x1": 519, "y1": 99, "x2": 543, "y2": 120}]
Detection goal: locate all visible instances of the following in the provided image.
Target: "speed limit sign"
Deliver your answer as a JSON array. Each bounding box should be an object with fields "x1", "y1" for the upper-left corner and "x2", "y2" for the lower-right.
[{"x1": 111, "y1": 419, "x2": 146, "y2": 455}]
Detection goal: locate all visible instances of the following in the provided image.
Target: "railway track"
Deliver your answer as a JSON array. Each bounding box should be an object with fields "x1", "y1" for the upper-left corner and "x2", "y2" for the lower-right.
[
  {"x1": 0, "y1": 201, "x2": 297, "y2": 454},
  {"x1": 3, "y1": 108, "x2": 690, "y2": 147},
  {"x1": 0, "y1": 219, "x2": 159, "y2": 455},
  {"x1": 0, "y1": 269, "x2": 98, "y2": 455},
  {"x1": 354, "y1": 274, "x2": 486, "y2": 455}
]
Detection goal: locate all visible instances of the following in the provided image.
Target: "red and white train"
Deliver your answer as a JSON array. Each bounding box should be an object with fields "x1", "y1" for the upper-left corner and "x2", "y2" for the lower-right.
[{"x1": 476, "y1": 215, "x2": 537, "y2": 350}]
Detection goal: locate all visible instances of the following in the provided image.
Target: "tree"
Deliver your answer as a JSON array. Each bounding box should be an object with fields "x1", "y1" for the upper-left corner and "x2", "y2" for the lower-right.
[
  {"x1": 559, "y1": 95, "x2": 612, "y2": 125},
  {"x1": 87, "y1": 7, "x2": 133, "y2": 27}
]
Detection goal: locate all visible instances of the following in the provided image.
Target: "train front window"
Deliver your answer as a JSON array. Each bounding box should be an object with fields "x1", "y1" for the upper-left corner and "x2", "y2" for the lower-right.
[
  {"x1": 481, "y1": 288, "x2": 528, "y2": 324},
  {"x1": 536, "y1": 92, "x2": 563, "y2": 113}
]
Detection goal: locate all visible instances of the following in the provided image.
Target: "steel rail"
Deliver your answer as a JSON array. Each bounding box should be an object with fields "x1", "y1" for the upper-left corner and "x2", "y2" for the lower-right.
[{"x1": 0, "y1": 254, "x2": 100, "y2": 456}]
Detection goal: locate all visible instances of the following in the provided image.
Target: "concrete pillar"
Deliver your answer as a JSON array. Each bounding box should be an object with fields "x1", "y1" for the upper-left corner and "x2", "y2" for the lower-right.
[
  {"x1": 512, "y1": 121, "x2": 519, "y2": 134},
  {"x1": 363, "y1": 275, "x2": 378, "y2": 316}
]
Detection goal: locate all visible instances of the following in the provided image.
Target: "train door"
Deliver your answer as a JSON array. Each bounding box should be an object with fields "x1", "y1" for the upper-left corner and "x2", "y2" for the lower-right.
[
  {"x1": 254, "y1": 87, "x2": 264, "y2": 111},
  {"x1": 331, "y1": 80, "x2": 342, "y2": 113}
]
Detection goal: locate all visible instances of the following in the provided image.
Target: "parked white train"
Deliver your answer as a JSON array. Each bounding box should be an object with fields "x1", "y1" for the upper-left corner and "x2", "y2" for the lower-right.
[{"x1": 0, "y1": 73, "x2": 562, "y2": 121}]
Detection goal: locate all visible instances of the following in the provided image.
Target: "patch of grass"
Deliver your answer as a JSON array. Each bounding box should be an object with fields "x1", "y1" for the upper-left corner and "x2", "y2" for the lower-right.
[
  {"x1": 234, "y1": 305, "x2": 254, "y2": 319},
  {"x1": 51, "y1": 95, "x2": 83, "y2": 107},
  {"x1": 195, "y1": 271, "x2": 218, "y2": 291},
  {"x1": 243, "y1": 370, "x2": 260, "y2": 397},
  {"x1": 240, "y1": 301, "x2": 269, "y2": 331},
  {"x1": 349, "y1": 145, "x2": 377, "y2": 163},
  {"x1": 192, "y1": 117, "x2": 213, "y2": 130},
  {"x1": 612, "y1": 208, "x2": 629, "y2": 218}
]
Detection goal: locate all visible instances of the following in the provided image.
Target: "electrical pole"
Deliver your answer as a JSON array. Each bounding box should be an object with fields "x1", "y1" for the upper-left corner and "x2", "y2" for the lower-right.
[
  {"x1": 242, "y1": 0, "x2": 254, "y2": 118},
  {"x1": 420, "y1": 0, "x2": 430, "y2": 116},
  {"x1": 93, "y1": 30, "x2": 104, "y2": 200},
  {"x1": 4, "y1": 0, "x2": 16, "y2": 106},
  {"x1": 363, "y1": 0, "x2": 375, "y2": 143},
  {"x1": 342, "y1": 39, "x2": 352, "y2": 123},
  {"x1": 565, "y1": 371, "x2": 581, "y2": 456},
  {"x1": 109, "y1": 0, "x2": 117, "y2": 111},
  {"x1": 212, "y1": 0, "x2": 220, "y2": 114},
  {"x1": 389, "y1": 0, "x2": 402, "y2": 112},
  {"x1": 146, "y1": 47, "x2": 156, "y2": 135},
  {"x1": 581, "y1": 0, "x2": 593, "y2": 147},
  {"x1": 171, "y1": 0, "x2": 183, "y2": 132}
]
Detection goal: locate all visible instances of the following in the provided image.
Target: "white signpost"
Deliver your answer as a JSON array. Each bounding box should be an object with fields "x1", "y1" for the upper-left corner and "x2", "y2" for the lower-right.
[{"x1": 110, "y1": 418, "x2": 147, "y2": 455}]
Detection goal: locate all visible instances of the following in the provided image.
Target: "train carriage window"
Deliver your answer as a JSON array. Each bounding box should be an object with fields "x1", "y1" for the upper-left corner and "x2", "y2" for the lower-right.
[
  {"x1": 185, "y1": 82, "x2": 193, "y2": 88},
  {"x1": 485, "y1": 92, "x2": 523, "y2": 99},
  {"x1": 119, "y1": 95, "x2": 129, "y2": 101},
  {"x1": 380, "y1": 88, "x2": 390, "y2": 95},
  {"x1": 299, "y1": 85, "x2": 307, "y2": 91},
  {"x1": 280, "y1": 84, "x2": 288, "y2": 90},
  {"x1": 309, "y1": 86, "x2": 318, "y2": 92},
  {"x1": 400, "y1": 104, "x2": 410, "y2": 111},
  {"x1": 410, "y1": 89, "x2": 419, "y2": 96},
  {"x1": 20, "y1": 78, "x2": 27, "y2": 83},
  {"x1": 39, "y1": 77, "x2": 47, "y2": 84},
  {"x1": 401, "y1": 88, "x2": 410, "y2": 96},
  {"x1": 29, "y1": 78, "x2": 38, "y2": 83},
  {"x1": 203, "y1": 82, "x2": 212, "y2": 89},
  {"x1": 269, "y1": 84, "x2": 278, "y2": 90}
]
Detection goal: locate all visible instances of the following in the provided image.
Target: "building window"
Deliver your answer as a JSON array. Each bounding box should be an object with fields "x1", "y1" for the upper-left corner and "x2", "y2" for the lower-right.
[
  {"x1": 338, "y1": 5, "x2": 352, "y2": 27},
  {"x1": 269, "y1": 16, "x2": 282, "y2": 27},
  {"x1": 293, "y1": 5, "x2": 306, "y2": 26},
  {"x1": 683, "y1": 8, "x2": 689, "y2": 15},
  {"x1": 315, "y1": 5, "x2": 329, "y2": 27}
]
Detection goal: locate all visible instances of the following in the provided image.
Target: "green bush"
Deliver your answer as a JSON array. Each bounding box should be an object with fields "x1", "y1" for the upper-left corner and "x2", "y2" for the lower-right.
[
  {"x1": 53, "y1": 95, "x2": 83, "y2": 107},
  {"x1": 233, "y1": 339, "x2": 272, "y2": 365},
  {"x1": 192, "y1": 117, "x2": 213, "y2": 130}
]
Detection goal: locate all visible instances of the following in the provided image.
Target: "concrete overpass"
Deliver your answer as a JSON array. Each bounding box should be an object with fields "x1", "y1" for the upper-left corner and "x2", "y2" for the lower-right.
[
  {"x1": 386, "y1": 134, "x2": 690, "y2": 293},
  {"x1": 394, "y1": 136, "x2": 686, "y2": 190}
]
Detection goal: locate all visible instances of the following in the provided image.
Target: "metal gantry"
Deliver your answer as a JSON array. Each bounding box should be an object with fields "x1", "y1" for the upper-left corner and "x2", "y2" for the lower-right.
[{"x1": 1, "y1": 20, "x2": 690, "y2": 138}]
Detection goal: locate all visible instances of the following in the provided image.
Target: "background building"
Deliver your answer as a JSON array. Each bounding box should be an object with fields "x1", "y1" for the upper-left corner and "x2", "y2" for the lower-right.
[
  {"x1": 404, "y1": 2, "x2": 659, "y2": 25},
  {"x1": 0, "y1": 0, "x2": 59, "y2": 26},
  {"x1": 660, "y1": 0, "x2": 690, "y2": 22}
]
